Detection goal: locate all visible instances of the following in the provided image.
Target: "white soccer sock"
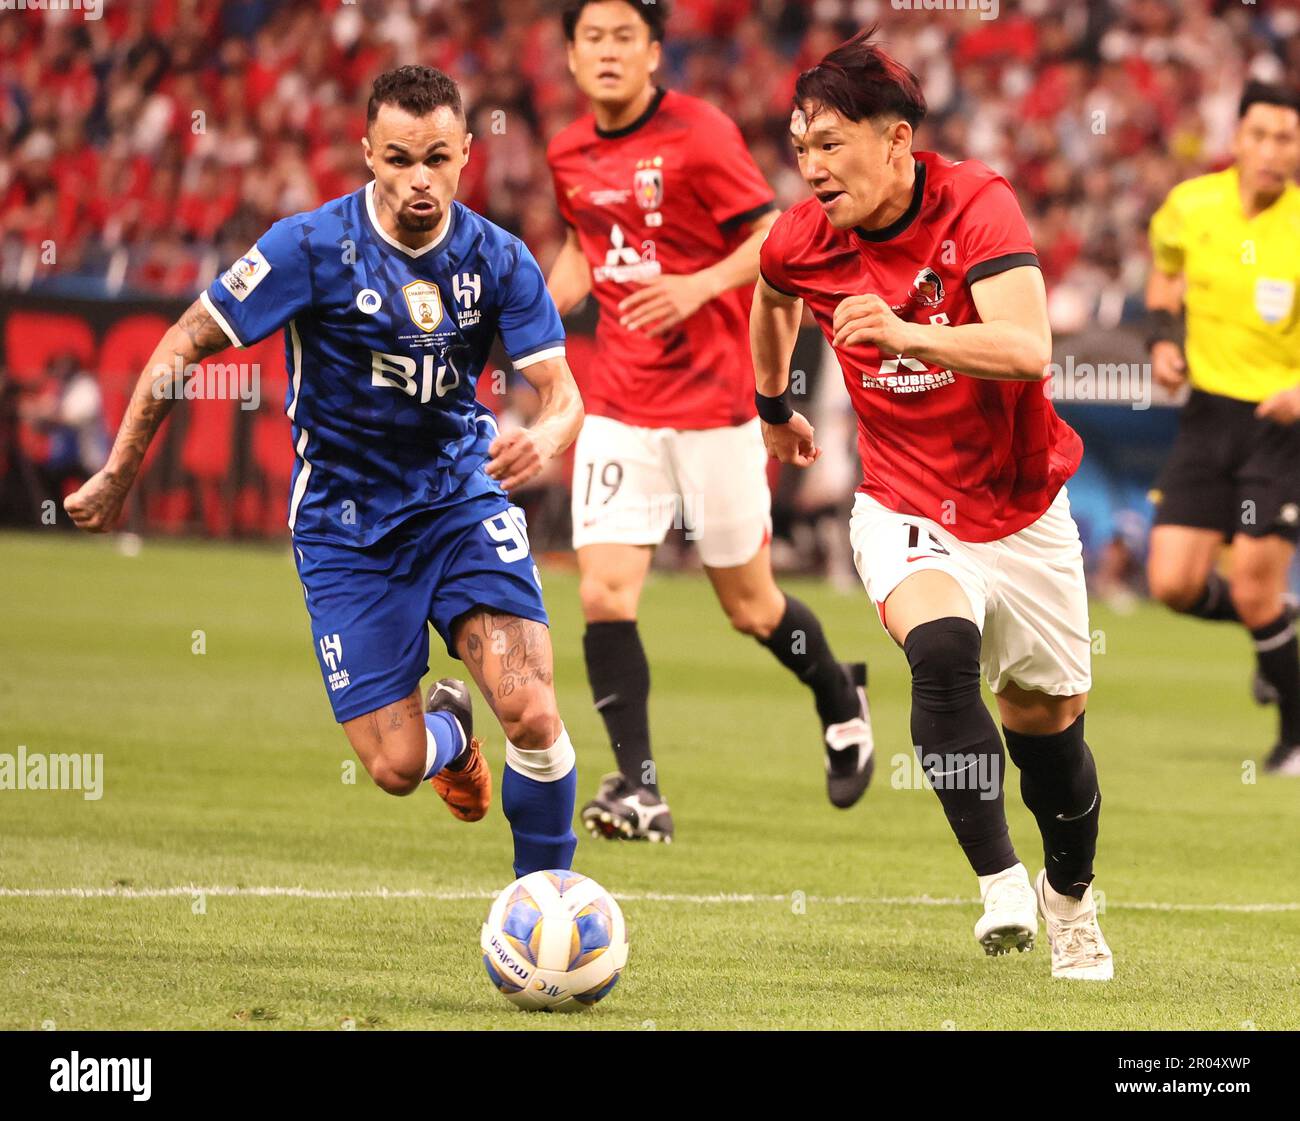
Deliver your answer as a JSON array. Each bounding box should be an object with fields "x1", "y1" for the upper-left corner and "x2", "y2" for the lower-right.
[
  {"x1": 1039, "y1": 874, "x2": 1092, "y2": 920},
  {"x1": 505, "y1": 726, "x2": 576, "y2": 782},
  {"x1": 425, "y1": 713, "x2": 466, "y2": 778}
]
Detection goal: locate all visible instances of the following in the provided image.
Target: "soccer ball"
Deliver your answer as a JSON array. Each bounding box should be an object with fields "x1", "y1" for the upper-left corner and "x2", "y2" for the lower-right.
[{"x1": 480, "y1": 869, "x2": 628, "y2": 1011}]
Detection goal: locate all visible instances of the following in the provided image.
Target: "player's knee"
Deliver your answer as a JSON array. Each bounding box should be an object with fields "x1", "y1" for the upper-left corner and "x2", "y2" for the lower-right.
[
  {"x1": 1147, "y1": 567, "x2": 1202, "y2": 612},
  {"x1": 722, "y1": 594, "x2": 780, "y2": 638},
  {"x1": 903, "y1": 617, "x2": 983, "y2": 711},
  {"x1": 496, "y1": 691, "x2": 563, "y2": 750},
  {"x1": 1228, "y1": 574, "x2": 1276, "y2": 628},
  {"x1": 367, "y1": 755, "x2": 424, "y2": 797},
  {"x1": 579, "y1": 573, "x2": 635, "y2": 622}
]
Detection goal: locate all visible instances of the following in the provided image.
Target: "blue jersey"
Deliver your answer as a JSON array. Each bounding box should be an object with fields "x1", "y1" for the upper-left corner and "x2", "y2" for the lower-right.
[{"x1": 201, "y1": 183, "x2": 566, "y2": 545}]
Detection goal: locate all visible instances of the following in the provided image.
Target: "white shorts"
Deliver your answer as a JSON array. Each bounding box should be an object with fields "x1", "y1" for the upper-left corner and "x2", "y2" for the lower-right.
[
  {"x1": 571, "y1": 415, "x2": 772, "y2": 569},
  {"x1": 848, "y1": 487, "x2": 1092, "y2": 696}
]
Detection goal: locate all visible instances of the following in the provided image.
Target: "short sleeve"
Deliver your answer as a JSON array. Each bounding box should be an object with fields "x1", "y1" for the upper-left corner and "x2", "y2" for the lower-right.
[
  {"x1": 201, "y1": 219, "x2": 314, "y2": 348},
  {"x1": 958, "y1": 179, "x2": 1040, "y2": 285},
  {"x1": 690, "y1": 109, "x2": 776, "y2": 231},
  {"x1": 758, "y1": 213, "x2": 799, "y2": 298},
  {"x1": 1148, "y1": 187, "x2": 1186, "y2": 275},
  {"x1": 499, "y1": 239, "x2": 566, "y2": 369}
]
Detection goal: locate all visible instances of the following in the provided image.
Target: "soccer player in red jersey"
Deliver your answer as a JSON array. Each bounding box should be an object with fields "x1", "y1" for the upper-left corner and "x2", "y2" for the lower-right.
[
  {"x1": 546, "y1": 0, "x2": 875, "y2": 843},
  {"x1": 751, "y1": 30, "x2": 1112, "y2": 980}
]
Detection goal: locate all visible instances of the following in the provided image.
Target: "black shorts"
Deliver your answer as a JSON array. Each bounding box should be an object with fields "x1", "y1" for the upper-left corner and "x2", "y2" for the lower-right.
[{"x1": 1152, "y1": 388, "x2": 1300, "y2": 542}]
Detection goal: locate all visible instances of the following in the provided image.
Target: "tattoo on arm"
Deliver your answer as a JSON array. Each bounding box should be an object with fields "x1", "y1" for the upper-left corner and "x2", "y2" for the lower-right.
[
  {"x1": 105, "y1": 299, "x2": 232, "y2": 480},
  {"x1": 177, "y1": 297, "x2": 233, "y2": 358}
]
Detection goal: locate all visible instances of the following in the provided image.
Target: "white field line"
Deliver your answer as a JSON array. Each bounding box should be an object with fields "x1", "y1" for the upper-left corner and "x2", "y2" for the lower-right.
[{"x1": 0, "y1": 886, "x2": 1296, "y2": 913}]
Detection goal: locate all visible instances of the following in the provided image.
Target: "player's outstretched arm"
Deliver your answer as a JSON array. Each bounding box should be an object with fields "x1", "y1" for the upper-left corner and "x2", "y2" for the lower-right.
[
  {"x1": 832, "y1": 266, "x2": 1052, "y2": 382},
  {"x1": 546, "y1": 228, "x2": 593, "y2": 318},
  {"x1": 485, "y1": 355, "x2": 584, "y2": 493},
  {"x1": 64, "y1": 298, "x2": 232, "y2": 532},
  {"x1": 620, "y1": 210, "x2": 780, "y2": 336},
  {"x1": 750, "y1": 275, "x2": 818, "y2": 468}
]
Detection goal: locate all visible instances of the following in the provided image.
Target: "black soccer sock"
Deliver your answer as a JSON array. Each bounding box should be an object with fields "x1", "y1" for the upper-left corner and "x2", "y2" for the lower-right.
[
  {"x1": 758, "y1": 595, "x2": 859, "y2": 726},
  {"x1": 1003, "y1": 715, "x2": 1100, "y2": 900},
  {"x1": 904, "y1": 618, "x2": 1017, "y2": 877},
  {"x1": 1251, "y1": 613, "x2": 1300, "y2": 746},
  {"x1": 583, "y1": 621, "x2": 658, "y2": 795},
  {"x1": 1185, "y1": 572, "x2": 1239, "y2": 623}
]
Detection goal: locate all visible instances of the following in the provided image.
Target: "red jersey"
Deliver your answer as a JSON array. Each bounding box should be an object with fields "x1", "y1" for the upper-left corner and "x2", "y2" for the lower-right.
[
  {"x1": 759, "y1": 151, "x2": 1082, "y2": 543},
  {"x1": 547, "y1": 88, "x2": 776, "y2": 429}
]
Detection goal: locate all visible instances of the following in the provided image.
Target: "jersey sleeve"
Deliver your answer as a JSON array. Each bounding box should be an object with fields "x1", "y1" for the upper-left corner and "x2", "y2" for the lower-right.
[
  {"x1": 1148, "y1": 186, "x2": 1186, "y2": 275},
  {"x1": 690, "y1": 108, "x2": 777, "y2": 231},
  {"x1": 499, "y1": 238, "x2": 566, "y2": 369},
  {"x1": 200, "y1": 218, "x2": 313, "y2": 349},
  {"x1": 758, "y1": 212, "x2": 800, "y2": 298},
  {"x1": 958, "y1": 179, "x2": 1040, "y2": 285}
]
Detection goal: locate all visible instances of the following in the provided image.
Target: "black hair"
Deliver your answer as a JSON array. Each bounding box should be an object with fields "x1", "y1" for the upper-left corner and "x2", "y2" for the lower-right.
[
  {"x1": 1239, "y1": 80, "x2": 1300, "y2": 119},
  {"x1": 562, "y1": 0, "x2": 668, "y2": 43},
  {"x1": 794, "y1": 27, "x2": 927, "y2": 130},
  {"x1": 367, "y1": 65, "x2": 464, "y2": 127}
]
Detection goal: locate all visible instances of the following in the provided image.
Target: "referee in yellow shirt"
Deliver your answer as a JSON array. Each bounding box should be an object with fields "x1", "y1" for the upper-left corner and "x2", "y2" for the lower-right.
[{"x1": 1146, "y1": 82, "x2": 1300, "y2": 775}]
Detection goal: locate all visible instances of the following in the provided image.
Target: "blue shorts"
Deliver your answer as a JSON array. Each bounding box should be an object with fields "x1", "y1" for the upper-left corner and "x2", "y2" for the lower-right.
[{"x1": 294, "y1": 491, "x2": 548, "y2": 723}]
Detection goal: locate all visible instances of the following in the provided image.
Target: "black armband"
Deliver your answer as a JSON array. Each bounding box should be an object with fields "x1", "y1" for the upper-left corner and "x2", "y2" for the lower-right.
[
  {"x1": 1145, "y1": 308, "x2": 1184, "y2": 351},
  {"x1": 755, "y1": 390, "x2": 795, "y2": 424}
]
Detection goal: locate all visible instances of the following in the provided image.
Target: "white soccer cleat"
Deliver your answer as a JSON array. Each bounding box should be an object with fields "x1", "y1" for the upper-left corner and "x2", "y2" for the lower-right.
[
  {"x1": 973, "y1": 862, "x2": 1037, "y2": 956},
  {"x1": 1034, "y1": 869, "x2": 1113, "y2": 981}
]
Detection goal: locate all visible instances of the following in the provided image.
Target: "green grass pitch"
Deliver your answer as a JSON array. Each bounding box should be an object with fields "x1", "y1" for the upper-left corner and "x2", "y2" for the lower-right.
[{"x1": 1, "y1": 530, "x2": 1297, "y2": 1030}]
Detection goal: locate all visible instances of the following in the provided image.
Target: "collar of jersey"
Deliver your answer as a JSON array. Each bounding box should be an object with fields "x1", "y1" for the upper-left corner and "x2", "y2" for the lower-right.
[
  {"x1": 365, "y1": 180, "x2": 455, "y2": 258},
  {"x1": 853, "y1": 159, "x2": 926, "y2": 244},
  {"x1": 595, "y1": 86, "x2": 668, "y2": 140}
]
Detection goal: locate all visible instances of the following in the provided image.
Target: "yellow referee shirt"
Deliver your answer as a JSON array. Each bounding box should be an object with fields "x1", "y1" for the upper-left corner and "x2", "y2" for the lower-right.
[{"x1": 1149, "y1": 166, "x2": 1300, "y2": 402}]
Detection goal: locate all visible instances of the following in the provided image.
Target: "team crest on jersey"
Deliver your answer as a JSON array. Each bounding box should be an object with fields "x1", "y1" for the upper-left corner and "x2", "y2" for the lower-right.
[
  {"x1": 634, "y1": 166, "x2": 664, "y2": 210},
  {"x1": 453, "y1": 272, "x2": 482, "y2": 328},
  {"x1": 220, "y1": 245, "x2": 271, "y2": 302},
  {"x1": 402, "y1": 280, "x2": 444, "y2": 333},
  {"x1": 909, "y1": 267, "x2": 945, "y2": 308},
  {"x1": 319, "y1": 633, "x2": 349, "y2": 691}
]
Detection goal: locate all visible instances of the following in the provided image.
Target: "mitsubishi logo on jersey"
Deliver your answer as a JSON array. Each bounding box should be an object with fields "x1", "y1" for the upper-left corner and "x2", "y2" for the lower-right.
[
  {"x1": 864, "y1": 356, "x2": 956, "y2": 394},
  {"x1": 594, "y1": 223, "x2": 661, "y2": 285},
  {"x1": 453, "y1": 272, "x2": 481, "y2": 327}
]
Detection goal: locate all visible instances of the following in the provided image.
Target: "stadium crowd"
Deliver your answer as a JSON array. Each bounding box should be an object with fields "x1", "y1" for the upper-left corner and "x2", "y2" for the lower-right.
[{"x1": 2, "y1": 0, "x2": 1297, "y2": 323}]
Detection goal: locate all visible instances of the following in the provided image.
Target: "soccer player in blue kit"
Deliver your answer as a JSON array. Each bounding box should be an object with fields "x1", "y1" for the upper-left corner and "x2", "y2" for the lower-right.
[{"x1": 65, "y1": 66, "x2": 586, "y2": 878}]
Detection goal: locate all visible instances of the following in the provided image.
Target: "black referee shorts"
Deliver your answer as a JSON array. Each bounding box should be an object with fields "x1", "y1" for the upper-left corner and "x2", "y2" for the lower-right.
[{"x1": 1152, "y1": 388, "x2": 1300, "y2": 542}]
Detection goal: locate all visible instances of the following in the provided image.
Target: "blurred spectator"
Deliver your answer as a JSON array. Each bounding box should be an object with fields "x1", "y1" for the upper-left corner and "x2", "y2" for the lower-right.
[
  {"x1": 19, "y1": 352, "x2": 108, "y2": 513},
  {"x1": 1, "y1": 0, "x2": 1295, "y2": 320}
]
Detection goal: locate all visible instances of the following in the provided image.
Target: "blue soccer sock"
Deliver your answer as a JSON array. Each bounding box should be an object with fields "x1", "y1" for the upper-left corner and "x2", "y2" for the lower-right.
[
  {"x1": 422, "y1": 710, "x2": 466, "y2": 779},
  {"x1": 502, "y1": 727, "x2": 578, "y2": 877}
]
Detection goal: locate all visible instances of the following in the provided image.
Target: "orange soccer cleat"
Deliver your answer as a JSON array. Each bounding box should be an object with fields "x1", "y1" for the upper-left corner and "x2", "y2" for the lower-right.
[{"x1": 425, "y1": 677, "x2": 492, "y2": 822}]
